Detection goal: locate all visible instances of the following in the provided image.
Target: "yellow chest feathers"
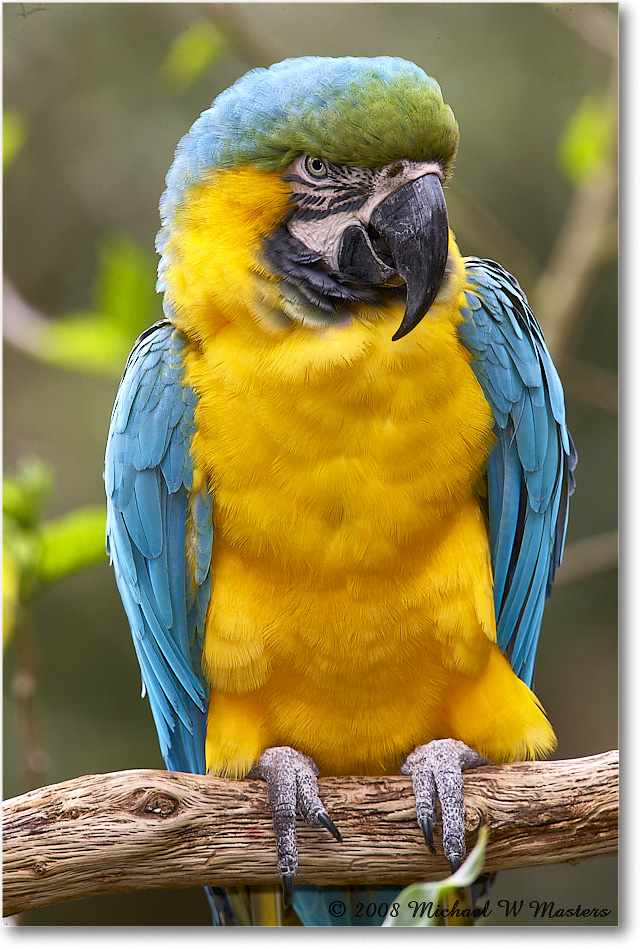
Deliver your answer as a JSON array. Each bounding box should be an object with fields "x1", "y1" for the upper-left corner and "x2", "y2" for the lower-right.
[{"x1": 183, "y1": 294, "x2": 495, "y2": 575}]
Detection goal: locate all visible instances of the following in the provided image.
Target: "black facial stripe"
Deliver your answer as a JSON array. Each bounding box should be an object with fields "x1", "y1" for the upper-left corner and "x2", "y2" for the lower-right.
[
  {"x1": 262, "y1": 224, "x2": 382, "y2": 312},
  {"x1": 326, "y1": 193, "x2": 367, "y2": 214},
  {"x1": 291, "y1": 178, "x2": 372, "y2": 220},
  {"x1": 295, "y1": 195, "x2": 366, "y2": 222}
]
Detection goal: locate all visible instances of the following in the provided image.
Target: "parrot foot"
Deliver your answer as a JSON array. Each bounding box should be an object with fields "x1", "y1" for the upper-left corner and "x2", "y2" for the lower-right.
[
  {"x1": 401, "y1": 739, "x2": 485, "y2": 872},
  {"x1": 249, "y1": 746, "x2": 342, "y2": 906}
]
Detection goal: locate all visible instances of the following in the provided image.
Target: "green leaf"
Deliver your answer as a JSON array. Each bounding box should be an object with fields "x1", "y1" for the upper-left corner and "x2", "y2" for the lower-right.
[
  {"x1": 162, "y1": 20, "x2": 226, "y2": 92},
  {"x1": 3, "y1": 109, "x2": 28, "y2": 171},
  {"x1": 3, "y1": 465, "x2": 107, "y2": 607},
  {"x1": 3, "y1": 544, "x2": 20, "y2": 648},
  {"x1": 37, "y1": 506, "x2": 107, "y2": 585},
  {"x1": 2, "y1": 518, "x2": 41, "y2": 596},
  {"x1": 34, "y1": 233, "x2": 157, "y2": 378},
  {"x1": 3, "y1": 460, "x2": 53, "y2": 530},
  {"x1": 382, "y1": 827, "x2": 489, "y2": 927},
  {"x1": 37, "y1": 312, "x2": 141, "y2": 377},
  {"x1": 3, "y1": 461, "x2": 49, "y2": 604},
  {"x1": 95, "y1": 233, "x2": 157, "y2": 333},
  {"x1": 558, "y1": 95, "x2": 616, "y2": 186}
]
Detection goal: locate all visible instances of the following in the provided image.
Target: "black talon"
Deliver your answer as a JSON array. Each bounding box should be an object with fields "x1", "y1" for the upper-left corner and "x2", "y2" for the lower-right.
[
  {"x1": 318, "y1": 811, "x2": 342, "y2": 842},
  {"x1": 282, "y1": 872, "x2": 295, "y2": 908},
  {"x1": 419, "y1": 816, "x2": 436, "y2": 854},
  {"x1": 447, "y1": 855, "x2": 462, "y2": 874}
]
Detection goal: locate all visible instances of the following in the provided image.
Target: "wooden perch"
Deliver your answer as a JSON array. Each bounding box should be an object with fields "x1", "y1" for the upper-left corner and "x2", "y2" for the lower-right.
[{"x1": 3, "y1": 750, "x2": 617, "y2": 916}]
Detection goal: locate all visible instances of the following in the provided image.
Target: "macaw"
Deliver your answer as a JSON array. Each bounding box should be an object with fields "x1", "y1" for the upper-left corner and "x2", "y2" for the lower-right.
[{"x1": 104, "y1": 55, "x2": 576, "y2": 927}]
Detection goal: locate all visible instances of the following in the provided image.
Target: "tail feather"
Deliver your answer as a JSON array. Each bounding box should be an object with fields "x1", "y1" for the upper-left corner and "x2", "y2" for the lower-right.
[{"x1": 205, "y1": 885, "x2": 286, "y2": 926}]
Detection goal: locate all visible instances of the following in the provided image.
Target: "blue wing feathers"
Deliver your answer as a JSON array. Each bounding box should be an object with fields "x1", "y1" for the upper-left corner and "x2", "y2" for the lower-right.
[
  {"x1": 133, "y1": 469, "x2": 164, "y2": 557},
  {"x1": 105, "y1": 322, "x2": 213, "y2": 774},
  {"x1": 460, "y1": 259, "x2": 576, "y2": 685},
  {"x1": 147, "y1": 535, "x2": 174, "y2": 628},
  {"x1": 192, "y1": 485, "x2": 215, "y2": 586},
  {"x1": 488, "y1": 440, "x2": 524, "y2": 610}
]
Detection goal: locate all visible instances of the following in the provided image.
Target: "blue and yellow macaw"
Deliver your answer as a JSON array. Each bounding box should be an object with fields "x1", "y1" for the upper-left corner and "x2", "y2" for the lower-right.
[{"x1": 105, "y1": 56, "x2": 576, "y2": 926}]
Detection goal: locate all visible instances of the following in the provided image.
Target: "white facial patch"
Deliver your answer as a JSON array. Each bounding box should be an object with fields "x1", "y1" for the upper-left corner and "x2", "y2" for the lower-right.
[{"x1": 286, "y1": 157, "x2": 444, "y2": 270}]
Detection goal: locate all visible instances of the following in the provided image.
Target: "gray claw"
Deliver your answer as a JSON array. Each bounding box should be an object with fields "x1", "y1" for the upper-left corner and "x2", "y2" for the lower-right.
[
  {"x1": 252, "y1": 746, "x2": 341, "y2": 897},
  {"x1": 401, "y1": 738, "x2": 485, "y2": 869}
]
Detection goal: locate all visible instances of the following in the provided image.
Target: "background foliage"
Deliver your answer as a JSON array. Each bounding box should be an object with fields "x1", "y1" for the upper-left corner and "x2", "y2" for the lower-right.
[{"x1": 3, "y1": 2, "x2": 617, "y2": 927}]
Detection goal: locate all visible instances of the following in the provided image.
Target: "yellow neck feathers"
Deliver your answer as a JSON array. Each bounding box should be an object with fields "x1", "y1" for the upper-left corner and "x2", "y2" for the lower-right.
[{"x1": 162, "y1": 167, "x2": 292, "y2": 344}]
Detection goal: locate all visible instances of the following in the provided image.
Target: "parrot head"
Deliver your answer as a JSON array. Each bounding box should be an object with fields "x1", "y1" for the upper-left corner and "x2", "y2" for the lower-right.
[{"x1": 158, "y1": 56, "x2": 460, "y2": 342}]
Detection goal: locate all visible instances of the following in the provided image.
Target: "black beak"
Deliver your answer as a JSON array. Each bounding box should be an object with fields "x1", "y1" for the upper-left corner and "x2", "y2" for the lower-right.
[{"x1": 337, "y1": 173, "x2": 449, "y2": 341}]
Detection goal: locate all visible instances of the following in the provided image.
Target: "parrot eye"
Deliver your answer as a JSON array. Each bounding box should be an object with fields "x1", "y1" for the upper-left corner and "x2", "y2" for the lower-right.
[{"x1": 303, "y1": 156, "x2": 329, "y2": 179}]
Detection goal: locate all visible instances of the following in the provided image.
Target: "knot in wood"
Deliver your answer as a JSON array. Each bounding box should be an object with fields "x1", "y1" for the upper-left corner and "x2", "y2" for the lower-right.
[
  {"x1": 139, "y1": 791, "x2": 179, "y2": 818},
  {"x1": 464, "y1": 805, "x2": 484, "y2": 833}
]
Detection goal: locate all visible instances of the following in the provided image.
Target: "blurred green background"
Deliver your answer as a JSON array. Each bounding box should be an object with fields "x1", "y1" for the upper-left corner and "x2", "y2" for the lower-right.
[{"x1": 3, "y1": 2, "x2": 617, "y2": 928}]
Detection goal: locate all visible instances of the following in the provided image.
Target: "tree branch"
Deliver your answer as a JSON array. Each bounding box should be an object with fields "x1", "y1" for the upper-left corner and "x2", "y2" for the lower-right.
[
  {"x1": 532, "y1": 62, "x2": 618, "y2": 362},
  {"x1": 2, "y1": 277, "x2": 48, "y2": 356},
  {"x1": 2, "y1": 750, "x2": 617, "y2": 917}
]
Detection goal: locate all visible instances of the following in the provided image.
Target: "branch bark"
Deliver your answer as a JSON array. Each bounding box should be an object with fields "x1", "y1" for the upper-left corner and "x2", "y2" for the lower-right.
[{"x1": 2, "y1": 750, "x2": 617, "y2": 917}]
